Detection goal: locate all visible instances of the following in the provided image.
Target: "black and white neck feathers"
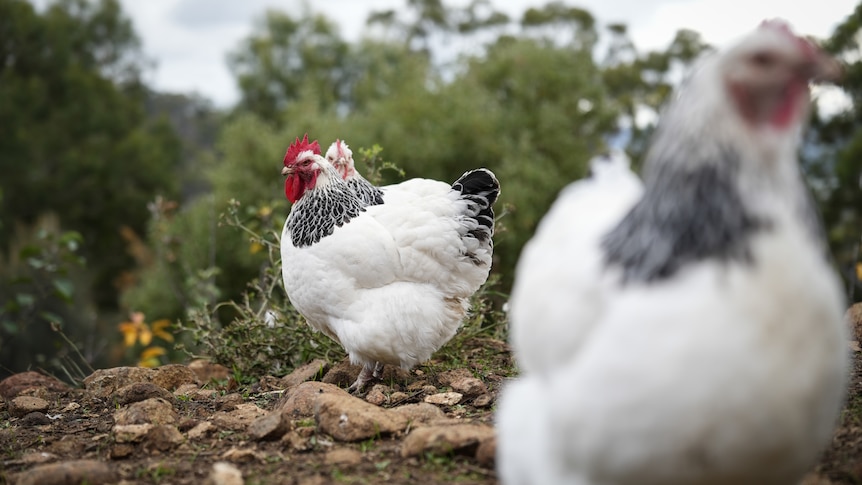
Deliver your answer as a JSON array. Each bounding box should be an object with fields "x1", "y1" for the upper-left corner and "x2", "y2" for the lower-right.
[{"x1": 286, "y1": 164, "x2": 366, "y2": 248}]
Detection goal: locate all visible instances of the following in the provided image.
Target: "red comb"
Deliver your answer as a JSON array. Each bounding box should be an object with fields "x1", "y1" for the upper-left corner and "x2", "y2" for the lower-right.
[
  {"x1": 759, "y1": 19, "x2": 819, "y2": 61},
  {"x1": 284, "y1": 134, "x2": 321, "y2": 165}
]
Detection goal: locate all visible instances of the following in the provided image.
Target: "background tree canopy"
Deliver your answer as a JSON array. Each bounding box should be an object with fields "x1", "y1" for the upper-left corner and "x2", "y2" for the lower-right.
[{"x1": 2, "y1": 0, "x2": 860, "y2": 378}]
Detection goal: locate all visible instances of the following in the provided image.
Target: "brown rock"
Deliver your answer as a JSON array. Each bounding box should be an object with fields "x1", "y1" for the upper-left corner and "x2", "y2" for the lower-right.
[
  {"x1": 400, "y1": 423, "x2": 495, "y2": 458},
  {"x1": 19, "y1": 451, "x2": 59, "y2": 464},
  {"x1": 110, "y1": 443, "x2": 135, "y2": 459},
  {"x1": 187, "y1": 421, "x2": 215, "y2": 440},
  {"x1": 475, "y1": 436, "x2": 496, "y2": 467},
  {"x1": 174, "y1": 384, "x2": 216, "y2": 401},
  {"x1": 248, "y1": 411, "x2": 292, "y2": 441},
  {"x1": 390, "y1": 403, "x2": 446, "y2": 425},
  {"x1": 424, "y1": 392, "x2": 463, "y2": 406},
  {"x1": 276, "y1": 381, "x2": 350, "y2": 418},
  {"x1": 365, "y1": 384, "x2": 390, "y2": 406},
  {"x1": 421, "y1": 385, "x2": 438, "y2": 395},
  {"x1": 19, "y1": 412, "x2": 51, "y2": 427},
  {"x1": 220, "y1": 447, "x2": 267, "y2": 463},
  {"x1": 390, "y1": 391, "x2": 410, "y2": 403},
  {"x1": 114, "y1": 398, "x2": 178, "y2": 426},
  {"x1": 152, "y1": 364, "x2": 199, "y2": 391},
  {"x1": 84, "y1": 367, "x2": 156, "y2": 399},
  {"x1": 472, "y1": 393, "x2": 494, "y2": 408},
  {"x1": 0, "y1": 371, "x2": 69, "y2": 399},
  {"x1": 13, "y1": 459, "x2": 116, "y2": 485},
  {"x1": 279, "y1": 359, "x2": 330, "y2": 389},
  {"x1": 113, "y1": 423, "x2": 153, "y2": 443},
  {"x1": 212, "y1": 403, "x2": 267, "y2": 431},
  {"x1": 215, "y1": 392, "x2": 244, "y2": 411},
  {"x1": 437, "y1": 369, "x2": 473, "y2": 387},
  {"x1": 8, "y1": 396, "x2": 49, "y2": 417},
  {"x1": 325, "y1": 448, "x2": 362, "y2": 466},
  {"x1": 315, "y1": 392, "x2": 408, "y2": 442},
  {"x1": 282, "y1": 429, "x2": 314, "y2": 452},
  {"x1": 451, "y1": 377, "x2": 487, "y2": 397},
  {"x1": 145, "y1": 424, "x2": 185, "y2": 452},
  {"x1": 188, "y1": 359, "x2": 231, "y2": 383},
  {"x1": 321, "y1": 360, "x2": 361, "y2": 388},
  {"x1": 117, "y1": 382, "x2": 175, "y2": 405}
]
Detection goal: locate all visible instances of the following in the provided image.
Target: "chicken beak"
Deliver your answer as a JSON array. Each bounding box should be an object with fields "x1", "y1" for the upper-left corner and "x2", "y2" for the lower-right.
[
  {"x1": 804, "y1": 43, "x2": 843, "y2": 84},
  {"x1": 282, "y1": 166, "x2": 292, "y2": 176}
]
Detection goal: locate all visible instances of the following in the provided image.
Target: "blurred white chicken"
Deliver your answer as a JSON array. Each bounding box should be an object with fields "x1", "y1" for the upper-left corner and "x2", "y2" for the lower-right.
[
  {"x1": 497, "y1": 20, "x2": 848, "y2": 485},
  {"x1": 280, "y1": 136, "x2": 499, "y2": 392}
]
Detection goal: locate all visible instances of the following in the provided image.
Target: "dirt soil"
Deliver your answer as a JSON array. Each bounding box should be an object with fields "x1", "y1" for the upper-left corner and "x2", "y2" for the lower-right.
[{"x1": 1, "y1": 337, "x2": 861, "y2": 485}]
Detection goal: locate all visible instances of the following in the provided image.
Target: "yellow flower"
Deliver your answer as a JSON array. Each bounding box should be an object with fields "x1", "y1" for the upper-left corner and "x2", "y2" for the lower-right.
[
  {"x1": 249, "y1": 241, "x2": 264, "y2": 254},
  {"x1": 856, "y1": 262, "x2": 862, "y2": 282},
  {"x1": 257, "y1": 205, "x2": 272, "y2": 217},
  {"x1": 118, "y1": 311, "x2": 148, "y2": 348},
  {"x1": 138, "y1": 346, "x2": 166, "y2": 368},
  {"x1": 150, "y1": 319, "x2": 174, "y2": 343}
]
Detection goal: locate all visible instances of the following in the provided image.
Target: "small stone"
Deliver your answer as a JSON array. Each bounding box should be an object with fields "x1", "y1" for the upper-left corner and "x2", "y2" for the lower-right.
[
  {"x1": 189, "y1": 359, "x2": 231, "y2": 383},
  {"x1": 276, "y1": 381, "x2": 350, "y2": 418},
  {"x1": 321, "y1": 360, "x2": 361, "y2": 388},
  {"x1": 400, "y1": 423, "x2": 495, "y2": 458},
  {"x1": 110, "y1": 443, "x2": 135, "y2": 459},
  {"x1": 282, "y1": 430, "x2": 313, "y2": 452},
  {"x1": 437, "y1": 369, "x2": 473, "y2": 387},
  {"x1": 19, "y1": 412, "x2": 51, "y2": 426},
  {"x1": 407, "y1": 380, "x2": 429, "y2": 391},
  {"x1": 390, "y1": 403, "x2": 446, "y2": 425},
  {"x1": 221, "y1": 447, "x2": 266, "y2": 463},
  {"x1": 61, "y1": 402, "x2": 81, "y2": 413},
  {"x1": 9, "y1": 396, "x2": 49, "y2": 417},
  {"x1": 13, "y1": 459, "x2": 116, "y2": 485},
  {"x1": 20, "y1": 451, "x2": 58, "y2": 464},
  {"x1": 187, "y1": 421, "x2": 215, "y2": 440},
  {"x1": 279, "y1": 359, "x2": 329, "y2": 389},
  {"x1": 117, "y1": 382, "x2": 174, "y2": 405},
  {"x1": 365, "y1": 385, "x2": 389, "y2": 406},
  {"x1": 451, "y1": 377, "x2": 487, "y2": 397},
  {"x1": 0, "y1": 372, "x2": 69, "y2": 399},
  {"x1": 476, "y1": 436, "x2": 496, "y2": 468},
  {"x1": 113, "y1": 424, "x2": 154, "y2": 443},
  {"x1": 215, "y1": 393, "x2": 244, "y2": 411},
  {"x1": 315, "y1": 392, "x2": 408, "y2": 442},
  {"x1": 212, "y1": 403, "x2": 267, "y2": 431},
  {"x1": 145, "y1": 424, "x2": 185, "y2": 452},
  {"x1": 325, "y1": 448, "x2": 362, "y2": 466},
  {"x1": 84, "y1": 367, "x2": 156, "y2": 399},
  {"x1": 421, "y1": 385, "x2": 438, "y2": 395},
  {"x1": 472, "y1": 394, "x2": 493, "y2": 408},
  {"x1": 424, "y1": 392, "x2": 463, "y2": 406},
  {"x1": 114, "y1": 398, "x2": 177, "y2": 426},
  {"x1": 390, "y1": 392, "x2": 410, "y2": 403},
  {"x1": 207, "y1": 461, "x2": 243, "y2": 485},
  {"x1": 152, "y1": 364, "x2": 199, "y2": 391},
  {"x1": 248, "y1": 412, "x2": 291, "y2": 441}
]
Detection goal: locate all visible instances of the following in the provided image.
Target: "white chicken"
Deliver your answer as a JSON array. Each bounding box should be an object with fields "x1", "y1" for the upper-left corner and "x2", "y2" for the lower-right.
[
  {"x1": 280, "y1": 135, "x2": 499, "y2": 392},
  {"x1": 497, "y1": 20, "x2": 847, "y2": 485}
]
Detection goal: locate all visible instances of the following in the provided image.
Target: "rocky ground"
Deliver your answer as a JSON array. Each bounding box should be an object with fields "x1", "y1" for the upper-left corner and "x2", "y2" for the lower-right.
[{"x1": 1, "y1": 333, "x2": 861, "y2": 485}]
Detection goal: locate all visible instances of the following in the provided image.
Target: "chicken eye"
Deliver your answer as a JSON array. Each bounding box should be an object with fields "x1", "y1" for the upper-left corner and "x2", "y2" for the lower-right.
[{"x1": 750, "y1": 51, "x2": 776, "y2": 69}]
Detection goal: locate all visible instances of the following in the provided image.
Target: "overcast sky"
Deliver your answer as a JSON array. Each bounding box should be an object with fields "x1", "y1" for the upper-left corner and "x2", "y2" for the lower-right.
[{"x1": 111, "y1": 0, "x2": 857, "y2": 107}]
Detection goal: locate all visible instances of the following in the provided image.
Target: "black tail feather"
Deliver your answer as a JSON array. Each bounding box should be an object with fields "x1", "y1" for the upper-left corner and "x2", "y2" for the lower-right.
[{"x1": 452, "y1": 168, "x2": 500, "y2": 243}]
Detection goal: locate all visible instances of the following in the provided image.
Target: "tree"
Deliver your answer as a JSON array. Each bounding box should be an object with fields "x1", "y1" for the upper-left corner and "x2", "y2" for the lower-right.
[
  {"x1": 807, "y1": 2, "x2": 862, "y2": 302},
  {"x1": 0, "y1": 0, "x2": 182, "y2": 376}
]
